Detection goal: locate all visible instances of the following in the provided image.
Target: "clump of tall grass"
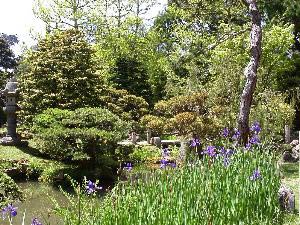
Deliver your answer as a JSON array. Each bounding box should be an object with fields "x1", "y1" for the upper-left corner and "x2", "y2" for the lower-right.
[{"x1": 53, "y1": 144, "x2": 283, "y2": 225}]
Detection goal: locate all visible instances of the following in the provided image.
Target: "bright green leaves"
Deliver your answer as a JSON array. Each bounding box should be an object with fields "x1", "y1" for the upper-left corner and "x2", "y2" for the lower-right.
[{"x1": 18, "y1": 29, "x2": 103, "y2": 122}]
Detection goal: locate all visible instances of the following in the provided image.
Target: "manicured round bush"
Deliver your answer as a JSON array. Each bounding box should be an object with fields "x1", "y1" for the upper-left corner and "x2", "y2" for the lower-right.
[{"x1": 31, "y1": 107, "x2": 130, "y2": 161}]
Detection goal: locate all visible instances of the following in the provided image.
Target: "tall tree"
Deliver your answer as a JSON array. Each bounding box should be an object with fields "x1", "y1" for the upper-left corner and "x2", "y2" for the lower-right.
[
  {"x1": 238, "y1": 0, "x2": 262, "y2": 145},
  {"x1": 33, "y1": 0, "x2": 96, "y2": 31},
  {"x1": 18, "y1": 29, "x2": 103, "y2": 122},
  {"x1": 0, "y1": 33, "x2": 18, "y2": 86}
]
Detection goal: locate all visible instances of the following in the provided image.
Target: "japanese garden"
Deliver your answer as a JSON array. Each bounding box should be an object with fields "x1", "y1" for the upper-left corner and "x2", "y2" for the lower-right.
[{"x1": 0, "y1": 0, "x2": 299, "y2": 224}]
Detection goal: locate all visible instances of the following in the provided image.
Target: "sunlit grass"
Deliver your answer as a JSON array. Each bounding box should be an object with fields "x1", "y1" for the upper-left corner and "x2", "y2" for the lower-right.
[{"x1": 281, "y1": 162, "x2": 300, "y2": 225}]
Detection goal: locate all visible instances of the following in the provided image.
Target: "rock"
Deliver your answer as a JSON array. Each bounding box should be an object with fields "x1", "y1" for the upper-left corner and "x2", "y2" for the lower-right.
[
  {"x1": 153, "y1": 137, "x2": 161, "y2": 148},
  {"x1": 291, "y1": 145, "x2": 300, "y2": 162},
  {"x1": 278, "y1": 185, "x2": 295, "y2": 212},
  {"x1": 290, "y1": 139, "x2": 299, "y2": 147},
  {"x1": 294, "y1": 144, "x2": 300, "y2": 152},
  {"x1": 282, "y1": 151, "x2": 295, "y2": 162}
]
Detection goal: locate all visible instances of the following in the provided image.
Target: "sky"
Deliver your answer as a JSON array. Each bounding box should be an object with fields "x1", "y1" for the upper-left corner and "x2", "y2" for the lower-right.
[
  {"x1": 0, "y1": 0, "x2": 167, "y2": 55},
  {"x1": 0, "y1": 0, "x2": 44, "y2": 54}
]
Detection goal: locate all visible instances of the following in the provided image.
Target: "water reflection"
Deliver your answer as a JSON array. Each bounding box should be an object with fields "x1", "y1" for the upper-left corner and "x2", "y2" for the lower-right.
[{"x1": 2, "y1": 182, "x2": 66, "y2": 225}]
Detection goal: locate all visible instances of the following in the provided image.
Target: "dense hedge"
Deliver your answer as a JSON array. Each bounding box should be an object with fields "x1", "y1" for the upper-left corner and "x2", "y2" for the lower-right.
[{"x1": 31, "y1": 108, "x2": 130, "y2": 161}]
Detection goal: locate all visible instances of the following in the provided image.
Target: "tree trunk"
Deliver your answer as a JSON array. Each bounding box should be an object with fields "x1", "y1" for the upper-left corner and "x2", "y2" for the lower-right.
[{"x1": 238, "y1": 0, "x2": 262, "y2": 145}]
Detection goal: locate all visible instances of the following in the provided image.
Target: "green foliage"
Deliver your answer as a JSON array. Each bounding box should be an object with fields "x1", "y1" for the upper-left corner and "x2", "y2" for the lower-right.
[
  {"x1": 206, "y1": 23, "x2": 296, "y2": 136},
  {"x1": 99, "y1": 87, "x2": 149, "y2": 122},
  {"x1": 35, "y1": 0, "x2": 94, "y2": 30},
  {"x1": 18, "y1": 29, "x2": 103, "y2": 122},
  {"x1": 251, "y1": 91, "x2": 295, "y2": 141},
  {"x1": 140, "y1": 115, "x2": 166, "y2": 136},
  {"x1": 31, "y1": 107, "x2": 130, "y2": 161},
  {"x1": 110, "y1": 56, "x2": 152, "y2": 103},
  {"x1": 141, "y1": 91, "x2": 223, "y2": 137},
  {"x1": 0, "y1": 33, "x2": 18, "y2": 87},
  {"x1": 154, "y1": 92, "x2": 208, "y2": 116},
  {"x1": 0, "y1": 172, "x2": 23, "y2": 208},
  {"x1": 129, "y1": 146, "x2": 161, "y2": 163}
]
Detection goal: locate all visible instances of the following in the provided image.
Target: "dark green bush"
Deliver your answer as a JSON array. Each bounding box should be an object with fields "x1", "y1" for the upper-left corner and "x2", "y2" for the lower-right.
[{"x1": 32, "y1": 107, "x2": 130, "y2": 161}]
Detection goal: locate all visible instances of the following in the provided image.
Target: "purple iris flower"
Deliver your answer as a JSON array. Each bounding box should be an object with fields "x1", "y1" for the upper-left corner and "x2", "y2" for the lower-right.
[
  {"x1": 86, "y1": 180, "x2": 102, "y2": 194},
  {"x1": 31, "y1": 218, "x2": 43, "y2": 225},
  {"x1": 160, "y1": 159, "x2": 176, "y2": 168},
  {"x1": 245, "y1": 143, "x2": 252, "y2": 150},
  {"x1": 222, "y1": 128, "x2": 230, "y2": 138},
  {"x1": 169, "y1": 162, "x2": 176, "y2": 168},
  {"x1": 190, "y1": 138, "x2": 201, "y2": 147},
  {"x1": 232, "y1": 128, "x2": 240, "y2": 140},
  {"x1": 160, "y1": 159, "x2": 168, "y2": 168},
  {"x1": 250, "y1": 169, "x2": 261, "y2": 181},
  {"x1": 203, "y1": 146, "x2": 216, "y2": 157},
  {"x1": 162, "y1": 148, "x2": 170, "y2": 157},
  {"x1": 223, "y1": 157, "x2": 230, "y2": 167},
  {"x1": 1, "y1": 203, "x2": 17, "y2": 219},
  {"x1": 220, "y1": 148, "x2": 234, "y2": 157},
  {"x1": 123, "y1": 162, "x2": 133, "y2": 171},
  {"x1": 219, "y1": 147, "x2": 226, "y2": 155},
  {"x1": 249, "y1": 135, "x2": 260, "y2": 145},
  {"x1": 250, "y1": 121, "x2": 261, "y2": 134}
]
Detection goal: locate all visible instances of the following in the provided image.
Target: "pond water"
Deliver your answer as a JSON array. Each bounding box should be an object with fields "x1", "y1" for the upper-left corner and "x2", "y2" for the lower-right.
[{"x1": 2, "y1": 182, "x2": 67, "y2": 225}]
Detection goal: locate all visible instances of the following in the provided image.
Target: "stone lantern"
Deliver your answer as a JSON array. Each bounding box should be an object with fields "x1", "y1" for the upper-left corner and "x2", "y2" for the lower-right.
[{"x1": 0, "y1": 77, "x2": 20, "y2": 145}]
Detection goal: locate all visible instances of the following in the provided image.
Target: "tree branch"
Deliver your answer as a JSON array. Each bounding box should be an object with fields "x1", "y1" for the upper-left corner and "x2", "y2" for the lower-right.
[{"x1": 208, "y1": 28, "x2": 250, "y2": 50}]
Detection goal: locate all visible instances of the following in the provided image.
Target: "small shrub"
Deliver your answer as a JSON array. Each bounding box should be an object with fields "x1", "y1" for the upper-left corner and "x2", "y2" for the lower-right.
[
  {"x1": 140, "y1": 115, "x2": 166, "y2": 136},
  {"x1": 154, "y1": 91, "x2": 208, "y2": 116},
  {"x1": 0, "y1": 172, "x2": 23, "y2": 208},
  {"x1": 129, "y1": 146, "x2": 161, "y2": 163},
  {"x1": 99, "y1": 87, "x2": 149, "y2": 122}
]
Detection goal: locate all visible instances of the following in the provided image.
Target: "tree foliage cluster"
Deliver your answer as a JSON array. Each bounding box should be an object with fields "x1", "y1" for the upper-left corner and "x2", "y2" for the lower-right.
[{"x1": 16, "y1": 0, "x2": 299, "y2": 145}]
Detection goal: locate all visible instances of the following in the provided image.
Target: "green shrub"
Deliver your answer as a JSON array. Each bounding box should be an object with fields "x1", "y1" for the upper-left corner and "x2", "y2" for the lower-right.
[
  {"x1": 99, "y1": 87, "x2": 149, "y2": 126},
  {"x1": 140, "y1": 115, "x2": 166, "y2": 136},
  {"x1": 0, "y1": 172, "x2": 23, "y2": 208},
  {"x1": 31, "y1": 107, "x2": 130, "y2": 161},
  {"x1": 154, "y1": 92, "x2": 208, "y2": 116},
  {"x1": 142, "y1": 91, "x2": 224, "y2": 137},
  {"x1": 251, "y1": 91, "x2": 295, "y2": 141},
  {"x1": 129, "y1": 146, "x2": 161, "y2": 163}
]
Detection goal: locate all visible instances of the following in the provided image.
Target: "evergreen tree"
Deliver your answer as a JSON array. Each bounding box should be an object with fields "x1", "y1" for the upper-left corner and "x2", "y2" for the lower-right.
[{"x1": 18, "y1": 29, "x2": 103, "y2": 122}]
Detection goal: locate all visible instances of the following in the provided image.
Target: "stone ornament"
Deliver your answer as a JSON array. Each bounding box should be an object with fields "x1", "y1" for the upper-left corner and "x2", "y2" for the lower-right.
[
  {"x1": 278, "y1": 185, "x2": 295, "y2": 213},
  {"x1": 0, "y1": 77, "x2": 21, "y2": 145}
]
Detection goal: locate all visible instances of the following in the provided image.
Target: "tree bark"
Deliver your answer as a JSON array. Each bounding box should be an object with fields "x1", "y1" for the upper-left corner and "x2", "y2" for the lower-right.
[{"x1": 238, "y1": 0, "x2": 262, "y2": 145}]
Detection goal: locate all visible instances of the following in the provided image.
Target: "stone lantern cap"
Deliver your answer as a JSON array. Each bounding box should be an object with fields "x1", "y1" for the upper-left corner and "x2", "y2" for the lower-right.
[{"x1": 1, "y1": 77, "x2": 18, "y2": 95}]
